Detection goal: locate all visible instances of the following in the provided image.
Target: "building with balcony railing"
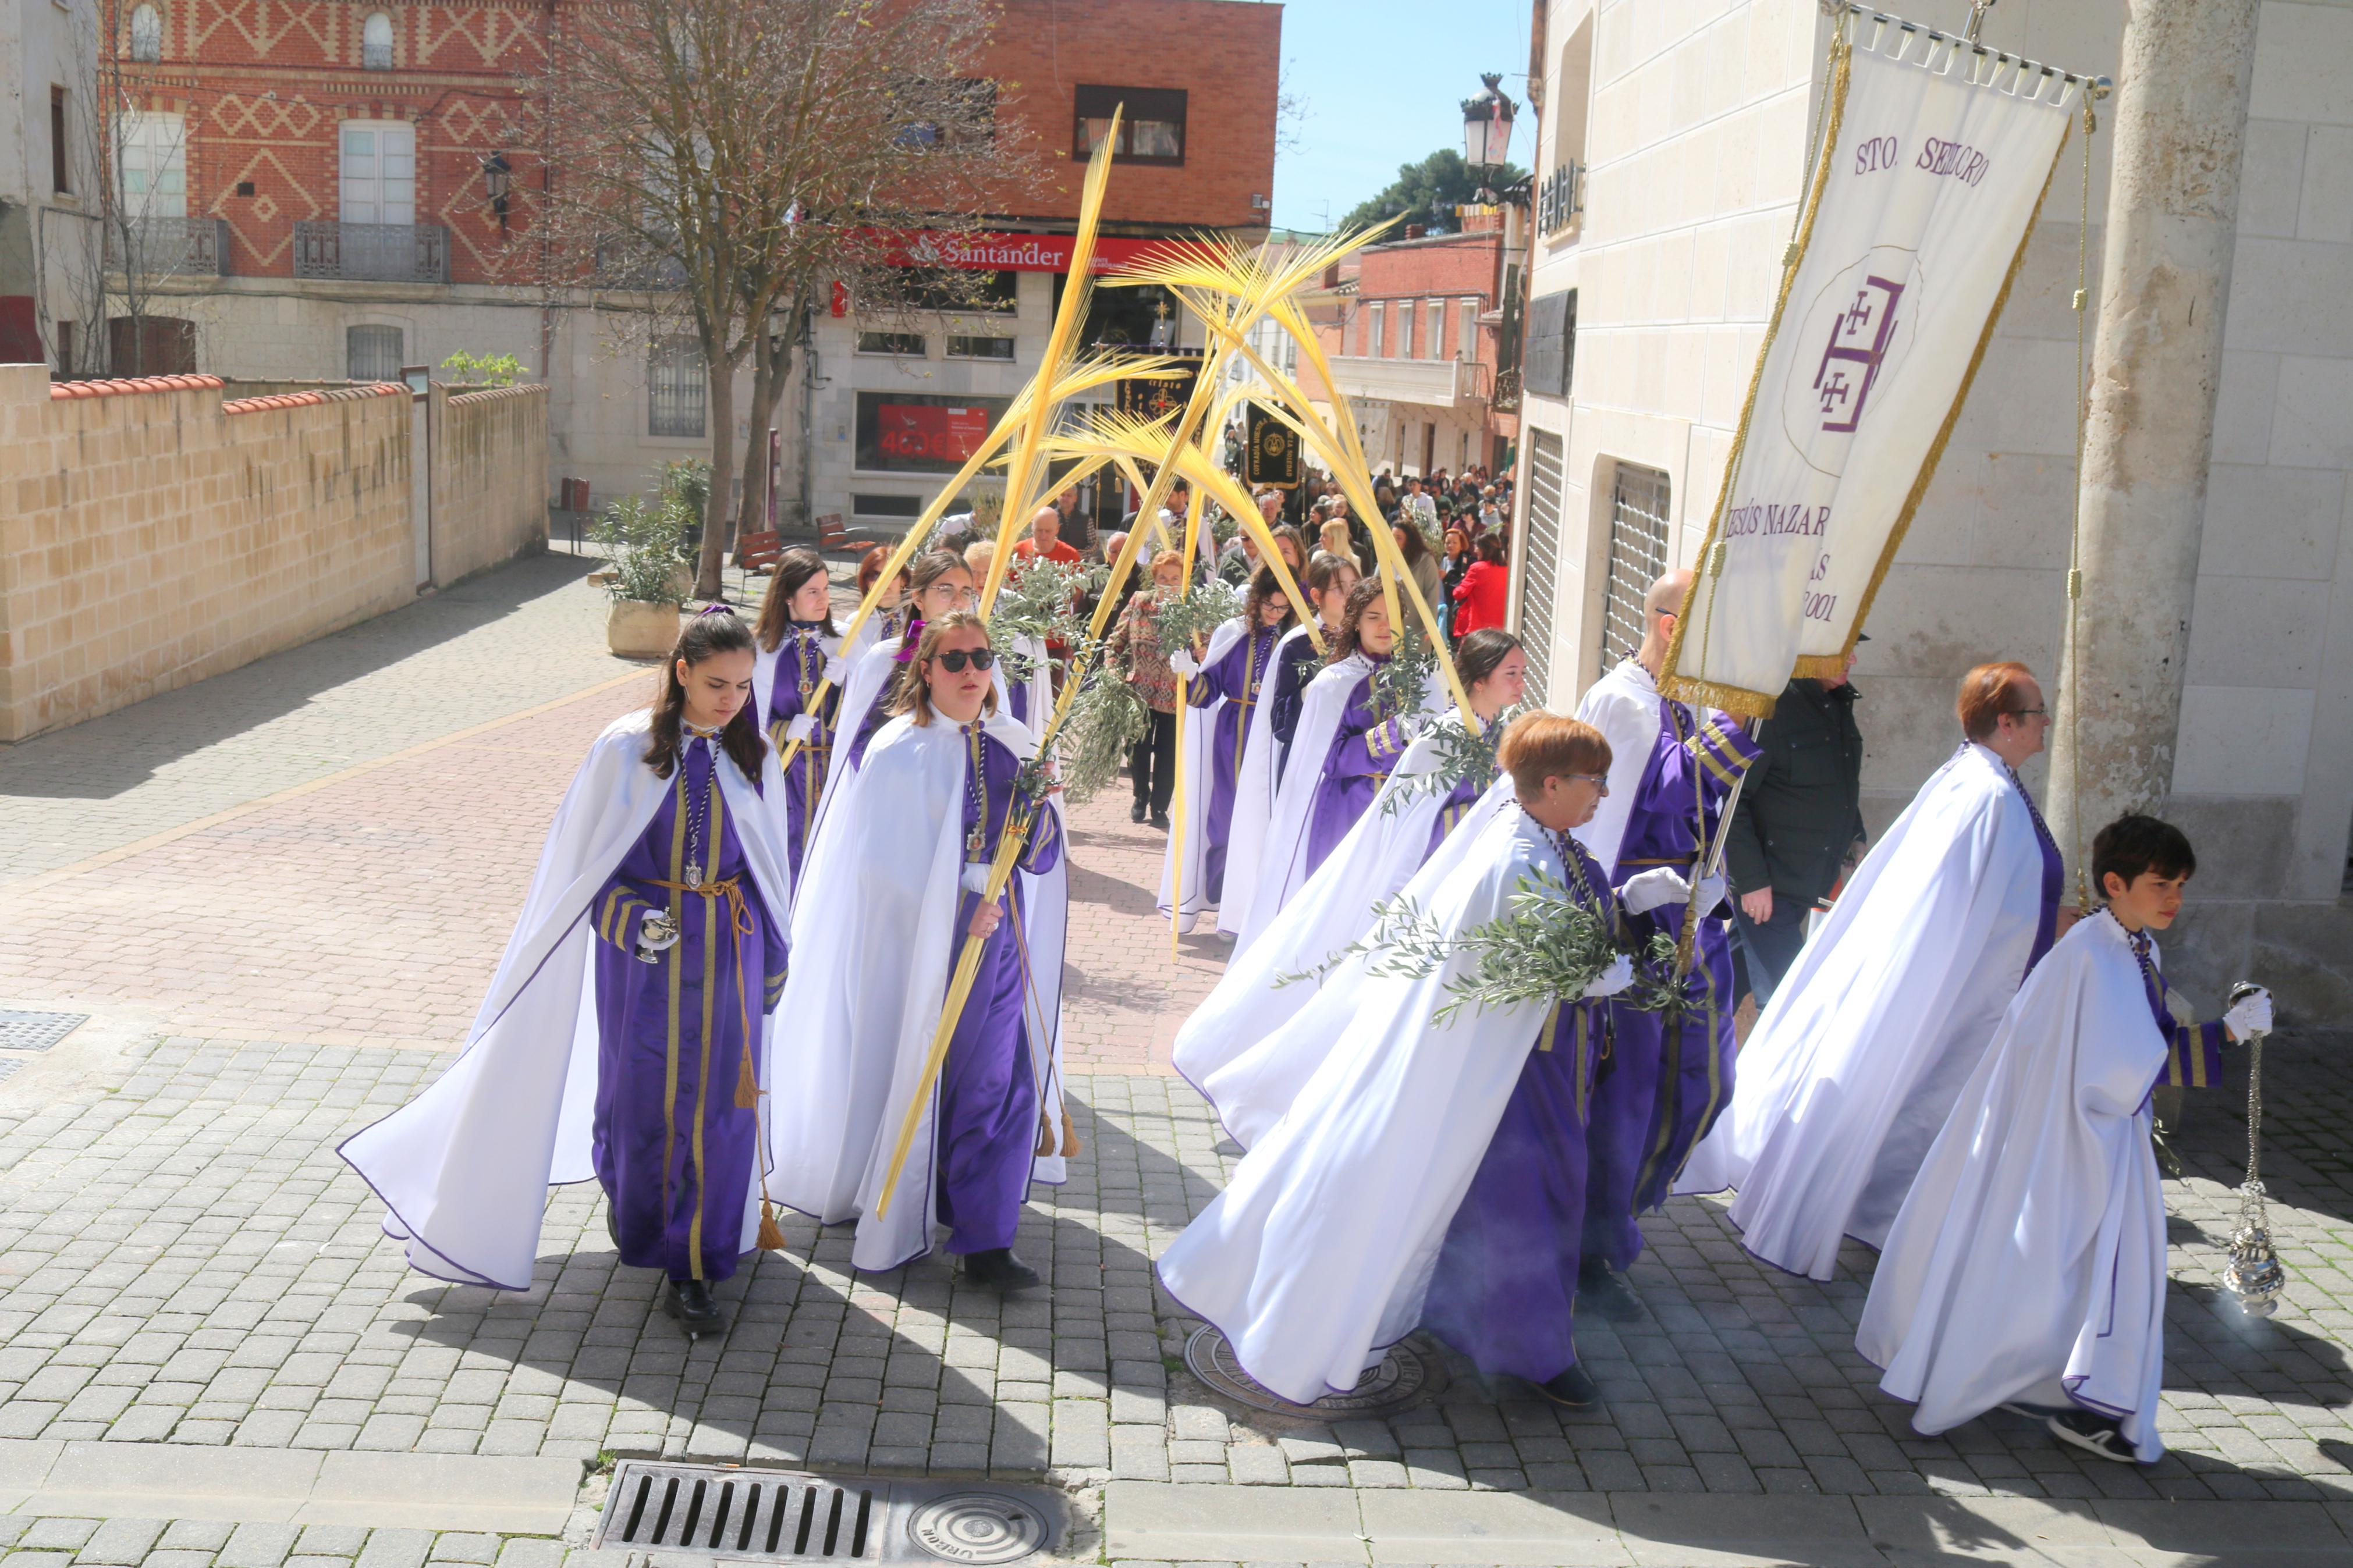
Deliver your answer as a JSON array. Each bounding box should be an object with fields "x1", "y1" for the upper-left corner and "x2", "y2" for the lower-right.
[
  {"x1": 293, "y1": 222, "x2": 450, "y2": 285},
  {"x1": 1312, "y1": 221, "x2": 1517, "y2": 483},
  {"x1": 105, "y1": 218, "x2": 231, "y2": 279}
]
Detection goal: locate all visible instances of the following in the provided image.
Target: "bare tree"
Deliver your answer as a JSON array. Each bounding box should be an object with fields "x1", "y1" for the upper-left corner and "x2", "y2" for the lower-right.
[
  {"x1": 51, "y1": 2, "x2": 211, "y2": 378},
  {"x1": 527, "y1": 0, "x2": 1037, "y2": 597}
]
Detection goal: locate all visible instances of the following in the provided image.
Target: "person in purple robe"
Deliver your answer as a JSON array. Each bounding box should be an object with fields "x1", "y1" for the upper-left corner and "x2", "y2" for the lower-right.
[
  {"x1": 339, "y1": 611, "x2": 796, "y2": 1327},
  {"x1": 1301, "y1": 578, "x2": 1424, "y2": 874},
  {"x1": 753, "y1": 547, "x2": 848, "y2": 886},
  {"x1": 1168, "y1": 568, "x2": 1295, "y2": 903},
  {"x1": 1360, "y1": 628, "x2": 1528, "y2": 857},
  {"x1": 766, "y1": 611, "x2": 1071, "y2": 1292},
  {"x1": 1421, "y1": 713, "x2": 1633, "y2": 1407},
  {"x1": 916, "y1": 615, "x2": 1064, "y2": 1288},
  {"x1": 1580, "y1": 699, "x2": 1761, "y2": 1310},
  {"x1": 833, "y1": 550, "x2": 978, "y2": 777},
  {"x1": 590, "y1": 611, "x2": 789, "y2": 1335},
  {"x1": 1267, "y1": 554, "x2": 1358, "y2": 779}
]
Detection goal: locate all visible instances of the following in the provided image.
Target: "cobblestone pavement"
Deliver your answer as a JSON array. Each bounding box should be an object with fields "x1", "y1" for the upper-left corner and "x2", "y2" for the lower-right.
[{"x1": 5, "y1": 550, "x2": 2352, "y2": 1565}]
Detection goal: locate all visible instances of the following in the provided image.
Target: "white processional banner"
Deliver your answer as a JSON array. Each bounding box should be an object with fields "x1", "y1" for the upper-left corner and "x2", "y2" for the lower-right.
[{"x1": 1662, "y1": 31, "x2": 2079, "y2": 716}]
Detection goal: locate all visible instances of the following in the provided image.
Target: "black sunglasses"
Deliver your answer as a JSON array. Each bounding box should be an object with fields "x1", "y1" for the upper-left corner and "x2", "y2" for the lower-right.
[{"x1": 934, "y1": 648, "x2": 996, "y2": 673}]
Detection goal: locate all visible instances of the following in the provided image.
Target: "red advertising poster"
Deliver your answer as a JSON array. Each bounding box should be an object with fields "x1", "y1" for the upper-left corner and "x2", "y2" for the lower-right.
[{"x1": 872, "y1": 401, "x2": 992, "y2": 466}]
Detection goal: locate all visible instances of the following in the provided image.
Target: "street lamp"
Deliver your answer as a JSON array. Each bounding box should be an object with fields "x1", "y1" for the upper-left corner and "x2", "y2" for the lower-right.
[
  {"x1": 482, "y1": 151, "x2": 512, "y2": 229},
  {"x1": 1460, "y1": 73, "x2": 1517, "y2": 202}
]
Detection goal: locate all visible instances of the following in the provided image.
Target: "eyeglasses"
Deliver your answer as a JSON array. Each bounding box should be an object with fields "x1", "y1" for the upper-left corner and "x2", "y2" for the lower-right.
[
  {"x1": 2006, "y1": 707, "x2": 2047, "y2": 719},
  {"x1": 933, "y1": 648, "x2": 996, "y2": 673},
  {"x1": 1567, "y1": 773, "x2": 1609, "y2": 794}
]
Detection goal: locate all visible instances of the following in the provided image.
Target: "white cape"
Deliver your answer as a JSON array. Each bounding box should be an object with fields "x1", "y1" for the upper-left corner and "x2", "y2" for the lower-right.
[
  {"x1": 817, "y1": 634, "x2": 1037, "y2": 824},
  {"x1": 1177, "y1": 744, "x2": 1513, "y2": 1146},
  {"x1": 1570, "y1": 659, "x2": 1666, "y2": 876},
  {"x1": 1215, "y1": 623, "x2": 1316, "y2": 941},
  {"x1": 1159, "y1": 617, "x2": 1247, "y2": 920},
  {"x1": 1156, "y1": 807, "x2": 1566, "y2": 1403},
  {"x1": 340, "y1": 711, "x2": 793, "y2": 1290},
  {"x1": 765, "y1": 710, "x2": 1069, "y2": 1273},
  {"x1": 1712, "y1": 744, "x2": 2052, "y2": 1276},
  {"x1": 1857, "y1": 913, "x2": 2180, "y2": 1461},
  {"x1": 1234, "y1": 655, "x2": 1443, "y2": 955}
]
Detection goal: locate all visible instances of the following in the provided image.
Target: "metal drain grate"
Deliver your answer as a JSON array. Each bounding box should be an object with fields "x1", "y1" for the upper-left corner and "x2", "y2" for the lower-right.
[
  {"x1": 0, "y1": 1012, "x2": 87, "y2": 1053},
  {"x1": 594, "y1": 1463, "x2": 1057, "y2": 1565}
]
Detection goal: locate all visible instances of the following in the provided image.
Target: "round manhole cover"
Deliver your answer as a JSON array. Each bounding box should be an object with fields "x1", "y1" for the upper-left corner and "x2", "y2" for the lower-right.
[
  {"x1": 906, "y1": 1491, "x2": 1049, "y2": 1565},
  {"x1": 1183, "y1": 1324, "x2": 1446, "y2": 1416}
]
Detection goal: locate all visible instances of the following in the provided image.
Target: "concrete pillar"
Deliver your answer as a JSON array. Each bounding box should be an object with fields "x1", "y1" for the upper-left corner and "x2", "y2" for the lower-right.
[{"x1": 2047, "y1": 0, "x2": 2263, "y2": 886}]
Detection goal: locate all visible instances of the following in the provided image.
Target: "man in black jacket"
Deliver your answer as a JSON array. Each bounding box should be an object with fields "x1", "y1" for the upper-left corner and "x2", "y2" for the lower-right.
[{"x1": 1723, "y1": 655, "x2": 1866, "y2": 1005}]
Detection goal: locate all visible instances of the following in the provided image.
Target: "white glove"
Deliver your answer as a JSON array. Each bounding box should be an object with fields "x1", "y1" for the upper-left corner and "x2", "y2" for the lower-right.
[
  {"x1": 2224, "y1": 987, "x2": 2273, "y2": 1040},
  {"x1": 1168, "y1": 649, "x2": 1201, "y2": 677},
  {"x1": 1694, "y1": 873, "x2": 1728, "y2": 915},
  {"x1": 822, "y1": 656, "x2": 849, "y2": 685},
  {"x1": 783, "y1": 714, "x2": 818, "y2": 743},
  {"x1": 1617, "y1": 867, "x2": 1690, "y2": 916},
  {"x1": 961, "y1": 862, "x2": 994, "y2": 894},
  {"x1": 1582, "y1": 954, "x2": 1635, "y2": 1000}
]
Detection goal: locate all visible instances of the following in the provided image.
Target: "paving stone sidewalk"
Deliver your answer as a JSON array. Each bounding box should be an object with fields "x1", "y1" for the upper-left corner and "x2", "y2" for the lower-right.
[{"x1": 0, "y1": 1026, "x2": 2345, "y2": 1514}]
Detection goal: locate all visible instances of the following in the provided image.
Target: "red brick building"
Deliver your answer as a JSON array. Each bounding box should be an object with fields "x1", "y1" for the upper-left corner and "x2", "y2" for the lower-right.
[
  {"x1": 1315, "y1": 216, "x2": 1518, "y2": 481},
  {"x1": 95, "y1": 0, "x2": 1281, "y2": 521}
]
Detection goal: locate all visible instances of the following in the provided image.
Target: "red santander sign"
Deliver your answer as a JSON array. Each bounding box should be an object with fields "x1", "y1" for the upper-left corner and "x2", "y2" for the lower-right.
[{"x1": 881, "y1": 229, "x2": 1192, "y2": 275}]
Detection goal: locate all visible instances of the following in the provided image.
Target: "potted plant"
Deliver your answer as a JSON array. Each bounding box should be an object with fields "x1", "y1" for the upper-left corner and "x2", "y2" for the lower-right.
[{"x1": 592, "y1": 495, "x2": 688, "y2": 657}]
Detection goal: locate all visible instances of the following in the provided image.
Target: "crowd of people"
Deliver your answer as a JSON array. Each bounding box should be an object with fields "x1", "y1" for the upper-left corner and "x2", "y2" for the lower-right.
[{"x1": 340, "y1": 497, "x2": 2277, "y2": 1477}]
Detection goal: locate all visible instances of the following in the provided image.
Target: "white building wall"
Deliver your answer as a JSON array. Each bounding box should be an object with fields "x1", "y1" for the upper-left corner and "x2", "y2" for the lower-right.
[
  {"x1": 1521, "y1": 0, "x2": 2353, "y2": 1007},
  {"x1": 2, "y1": 0, "x2": 103, "y2": 367}
]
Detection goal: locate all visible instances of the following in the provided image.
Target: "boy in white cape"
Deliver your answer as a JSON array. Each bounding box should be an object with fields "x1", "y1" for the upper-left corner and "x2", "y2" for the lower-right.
[{"x1": 1857, "y1": 815, "x2": 2274, "y2": 1464}]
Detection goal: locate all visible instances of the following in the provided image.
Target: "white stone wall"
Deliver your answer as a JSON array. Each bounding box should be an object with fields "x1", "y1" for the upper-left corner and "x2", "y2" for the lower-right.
[{"x1": 1521, "y1": 0, "x2": 2353, "y2": 1007}]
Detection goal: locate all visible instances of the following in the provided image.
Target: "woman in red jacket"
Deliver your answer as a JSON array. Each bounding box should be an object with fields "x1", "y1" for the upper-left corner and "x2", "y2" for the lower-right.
[{"x1": 1450, "y1": 534, "x2": 1510, "y2": 637}]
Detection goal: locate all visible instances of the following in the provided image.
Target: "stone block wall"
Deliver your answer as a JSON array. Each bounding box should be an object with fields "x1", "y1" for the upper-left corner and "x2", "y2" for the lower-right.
[
  {"x1": 431, "y1": 383, "x2": 549, "y2": 587},
  {"x1": 0, "y1": 367, "x2": 413, "y2": 742}
]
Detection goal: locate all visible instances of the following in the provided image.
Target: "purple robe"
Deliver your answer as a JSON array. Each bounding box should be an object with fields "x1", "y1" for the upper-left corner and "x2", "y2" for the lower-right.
[
  {"x1": 1584, "y1": 705, "x2": 1762, "y2": 1273},
  {"x1": 1301, "y1": 659, "x2": 1406, "y2": 875},
  {"x1": 762, "y1": 624, "x2": 840, "y2": 885},
  {"x1": 1424, "y1": 746, "x2": 1489, "y2": 859},
  {"x1": 936, "y1": 721, "x2": 1064, "y2": 1253},
  {"x1": 591, "y1": 734, "x2": 788, "y2": 1283},
  {"x1": 1186, "y1": 624, "x2": 1282, "y2": 904},
  {"x1": 2018, "y1": 771, "x2": 2065, "y2": 972},
  {"x1": 1421, "y1": 833, "x2": 1616, "y2": 1383}
]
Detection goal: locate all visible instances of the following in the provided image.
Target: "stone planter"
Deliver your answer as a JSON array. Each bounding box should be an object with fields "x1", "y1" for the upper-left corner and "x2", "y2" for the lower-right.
[{"x1": 608, "y1": 599, "x2": 682, "y2": 660}]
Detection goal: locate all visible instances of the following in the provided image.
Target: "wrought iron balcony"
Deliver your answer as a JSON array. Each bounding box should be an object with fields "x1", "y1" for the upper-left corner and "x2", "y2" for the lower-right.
[
  {"x1": 294, "y1": 221, "x2": 450, "y2": 283},
  {"x1": 105, "y1": 216, "x2": 230, "y2": 278},
  {"x1": 1537, "y1": 162, "x2": 1585, "y2": 239}
]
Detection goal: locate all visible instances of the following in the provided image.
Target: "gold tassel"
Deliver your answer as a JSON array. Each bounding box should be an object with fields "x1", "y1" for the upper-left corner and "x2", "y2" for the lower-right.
[
  {"x1": 735, "y1": 1039, "x2": 759, "y2": 1110},
  {"x1": 1035, "y1": 1110, "x2": 1057, "y2": 1157},
  {"x1": 757, "y1": 1199, "x2": 787, "y2": 1251},
  {"x1": 1060, "y1": 1108, "x2": 1083, "y2": 1158}
]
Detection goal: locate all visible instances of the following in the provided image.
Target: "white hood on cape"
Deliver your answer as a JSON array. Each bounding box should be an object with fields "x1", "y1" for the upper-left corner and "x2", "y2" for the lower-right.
[
  {"x1": 1707, "y1": 744, "x2": 2052, "y2": 1273},
  {"x1": 1570, "y1": 658, "x2": 1664, "y2": 877},
  {"x1": 765, "y1": 710, "x2": 1068, "y2": 1273},
  {"x1": 1216, "y1": 623, "x2": 1315, "y2": 940},
  {"x1": 1156, "y1": 806, "x2": 1568, "y2": 1404},
  {"x1": 1856, "y1": 912, "x2": 2177, "y2": 1460},
  {"x1": 1159, "y1": 617, "x2": 1247, "y2": 919},
  {"x1": 340, "y1": 710, "x2": 794, "y2": 1290},
  {"x1": 1178, "y1": 749, "x2": 1514, "y2": 1146}
]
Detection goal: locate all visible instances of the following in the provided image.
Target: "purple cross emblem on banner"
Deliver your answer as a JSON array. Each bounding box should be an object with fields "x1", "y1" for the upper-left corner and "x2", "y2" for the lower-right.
[{"x1": 1812, "y1": 275, "x2": 1905, "y2": 434}]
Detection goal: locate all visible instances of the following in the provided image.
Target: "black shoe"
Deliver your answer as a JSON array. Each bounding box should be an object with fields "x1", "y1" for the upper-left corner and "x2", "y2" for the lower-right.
[
  {"x1": 1576, "y1": 1263, "x2": 1646, "y2": 1322},
  {"x1": 2047, "y1": 1409, "x2": 2135, "y2": 1463},
  {"x1": 1131, "y1": 801, "x2": 1148, "y2": 823},
  {"x1": 962, "y1": 1247, "x2": 1042, "y2": 1294},
  {"x1": 1536, "y1": 1363, "x2": 1600, "y2": 1409},
  {"x1": 663, "y1": 1277, "x2": 726, "y2": 1336},
  {"x1": 1150, "y1": 812, "x2": 1172, "y2": 832},
  {"x1": 605, "y1": 1206, "x2": 619, "y2": 1247}
]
